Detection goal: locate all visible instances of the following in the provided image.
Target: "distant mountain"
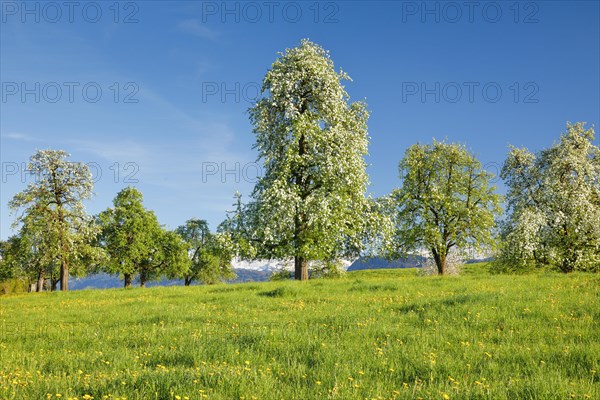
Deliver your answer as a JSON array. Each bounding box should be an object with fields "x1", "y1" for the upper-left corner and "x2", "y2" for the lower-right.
[
  {"x1": 233, "y1": 259, "x2": 294, "y2": 272},
  {"x1": 347, "y1": 256, "x2": 424, "y2": 271},
  {"x1": 229, "y1": 269, "x2": 271, "y2": 283},
  {"x1": 69, "y1": 268, "x2": 272, "y2": 290},
  {"x1": 70, "y1": 273, "x2": 122, "y2": 290}
]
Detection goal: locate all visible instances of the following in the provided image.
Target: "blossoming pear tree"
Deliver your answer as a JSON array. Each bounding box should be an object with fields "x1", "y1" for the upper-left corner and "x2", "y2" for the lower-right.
[
  {"x1": 242, "y1": 39, "x2": 380, "y2": 280},
  {"x1": 9, "y1": 150, "x2": 104, "y2": 291},
  {"x1": 498, "y1": 122, "x2": 600, "y2": 272}
]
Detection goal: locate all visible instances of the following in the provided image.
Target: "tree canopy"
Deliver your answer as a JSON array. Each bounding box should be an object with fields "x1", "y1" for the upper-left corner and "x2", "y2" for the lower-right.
[
  {"x1": 8, "y1": 150, "x2": 103, "y2": 290},
  {"x1": 389, "y1": 140, "x2": 501, "y2": 274},
  {"x1": 176, "y1": 219, "x2": 235, "y2": 285},
  {"x1": 240, "y1": 39, "x2": 375, "y2": 280},
  {"x1": 99, "y1": 187, "x2": 188, "y2": 287},
  {"x1": 497, "y1": 123, "x2": 600, "y2": 272}
]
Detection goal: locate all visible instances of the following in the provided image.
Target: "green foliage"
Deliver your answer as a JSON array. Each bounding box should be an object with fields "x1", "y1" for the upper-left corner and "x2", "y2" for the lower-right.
[
  {"x1": 218, "y1": 192, "x2": 256, "y2": 259},
  {"x1": 268, "y1": 268, "x2": 293, "y2": 281},
  {"x1": 241, "y1": 39, "x2": 377, "y2": 279},
  {"x1": 8, "y1": 150, "x2": 104, "y2": 290},
  {"x1": 497, "y1": 123, "x2": 600, "y2": 273},
  {"x1": 99, "y1": 187, "x2": 189, "y2": 287},
  {"x1": 0, "y1": 277, "x2": 30, "y2": 295},
  {"x1": 389, "y1": 140, "x2": 502, "y2": 274},
  {"x1": 0, "y1": 239, "x2": 18, "y2": 281},
  {"x1": 0, "y1": 232, "x2": 48, "y2": 289},
  {"x1": 0, "y1": 270, "x2": 597, "y2": 399},
  {"x1": 176, "y1": 219, "x2": 236, "y2": 285},
  {"x1": 309, "y1": 259, "x2": 347, "y2": 279}
]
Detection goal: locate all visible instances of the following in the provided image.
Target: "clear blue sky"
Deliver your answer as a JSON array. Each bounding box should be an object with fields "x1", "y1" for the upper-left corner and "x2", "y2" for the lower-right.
[{"x1": 1, "y1": 0, "x2": 599, "y2": 239}]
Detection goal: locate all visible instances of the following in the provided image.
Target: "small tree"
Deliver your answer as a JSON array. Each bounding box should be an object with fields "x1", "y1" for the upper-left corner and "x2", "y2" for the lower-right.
[
  {"x1": 497, "y1": 122, "x2": 600, "y2": 272},
  {"x1": 176, "y1": 219, "x2": 235, "y2": 285},
  {"x1": 4, "y1": 215, "x2": 54, "y2": 291},
  {"x1": 241, "y1": 39, "x2": 374, "y2": 280},
  {"x1": 309, "y1": 259, "x2": 346, "y2": 279},
  {"x1": 9, "y1": 150, "x2": 103, "y2": 290},
  {"x1": 390, "y1": 140, "x2": 501, "y2": 274},
  {"x1": 99, "y1": 187, "x2": 188, "y2": 287},
  {"x1": 139, "y1": 230, "x2": 189, "y2": 287},
  {"x1": 0, "y1": 238, "x2": 20, "y2": 283}
]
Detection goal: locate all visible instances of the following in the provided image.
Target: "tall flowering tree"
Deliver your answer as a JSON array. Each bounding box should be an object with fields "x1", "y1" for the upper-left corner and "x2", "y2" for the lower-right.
[
  {"x1": 9, "y1": 150, "x2": 104, "y2": 291},
  {"x1": 242, "y1": 39, "x2": 377, "y2": 280},
  {"x1": 498, "y1": 122, "x2": 600, "y2": 272}
]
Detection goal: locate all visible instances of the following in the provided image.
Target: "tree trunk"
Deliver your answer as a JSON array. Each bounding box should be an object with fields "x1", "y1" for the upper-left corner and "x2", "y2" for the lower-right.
[
  {"x1": 184, "y1": 277, "x2": 192, "y2": 286},
  {"x1": 36, "y1": 270, "x2": 45, "y2": 292},
  {"x1": 124, "y1": 273, "x2": 132, "y2": 288},
  {"x1": 295, "y1": 256, "x2": 309, "y2": 281},
  {"x1": 140, "y1": 270, "x2": 147, "y2": 288},
  {"x1": 60, "y1": 259, "x2": 69, "y2": 291},
  {"x1": 51, "y1": 278, "x2": 60, "y2": 292},
  {"x1": 57, "y1": 201, "x2": 69, "y2": 291},
  {"x1": 292, "y1": 127, "x2": 309, "y2": 282},
  {"x1": 432, "y1": 248, "x2": 446, "y2": 275}
]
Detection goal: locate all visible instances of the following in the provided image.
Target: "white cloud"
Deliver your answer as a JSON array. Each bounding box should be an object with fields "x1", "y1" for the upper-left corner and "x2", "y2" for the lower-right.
[
  {"x1": 69, "y1": 138, "x2": 151, "y2": 164},
  {"x1": 1, "y1": 132, "x2": 33, "y2": 141}
]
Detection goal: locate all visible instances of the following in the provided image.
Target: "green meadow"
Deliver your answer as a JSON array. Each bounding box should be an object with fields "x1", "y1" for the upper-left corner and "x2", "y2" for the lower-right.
[{"x1": 0, "y1": 265, "x2": 598, "y2": 400}]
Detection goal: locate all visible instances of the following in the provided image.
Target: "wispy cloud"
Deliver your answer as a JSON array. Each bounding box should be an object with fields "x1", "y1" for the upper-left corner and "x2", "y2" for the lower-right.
[
  {"x1": 177, "y1": 19, "x2": 219, "y2": 40},
  {"x1": 69, "y1": 138, "x2": 151, "y2": 164},
  {"x1": 1, "y1": 132, "x2": 33, "y2": 141}
]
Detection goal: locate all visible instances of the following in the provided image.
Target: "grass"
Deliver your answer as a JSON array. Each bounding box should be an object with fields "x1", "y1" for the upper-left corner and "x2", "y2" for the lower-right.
[{"x1": 0, "y1": 264, "x2": 598, "y2": 399}]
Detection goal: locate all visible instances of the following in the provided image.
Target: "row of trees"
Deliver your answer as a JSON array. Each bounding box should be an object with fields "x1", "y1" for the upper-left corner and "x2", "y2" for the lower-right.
[
  {"x1": 223, "y1": 40, "x2": 599, "y2": 277},
  {"x1": 2, "y1": 160, "x2": 236, "y2": 291},
  {"x1": 2, "y1": 40, "x2": 598, "y2": 290}
]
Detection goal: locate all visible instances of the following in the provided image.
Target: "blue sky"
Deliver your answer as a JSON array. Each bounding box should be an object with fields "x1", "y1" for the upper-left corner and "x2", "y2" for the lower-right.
[{"x1": 1, "y1": 0, "x2": 599, "y2": 239}]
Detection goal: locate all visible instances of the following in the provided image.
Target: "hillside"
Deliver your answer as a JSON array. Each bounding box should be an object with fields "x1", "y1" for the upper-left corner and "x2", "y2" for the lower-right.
[{"x1": 0, "y1": 266, "x2": 598, "y2": 399}]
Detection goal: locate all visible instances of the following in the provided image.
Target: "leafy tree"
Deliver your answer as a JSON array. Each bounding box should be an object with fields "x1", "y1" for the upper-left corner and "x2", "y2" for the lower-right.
[
  {"x1": 8, "y1": 150, "x2": 103, "y2": 290},
  {"x1": 99, "y1": 187, "x2": 188, "y2": 287},
  {"x1": 138, "y1": 229, "x2": 189, "y2": 287},
  {"x1": 176, "y1": 219, "x2": 235, "y2": 285},
  {"x1": 497, "y1": 122, "x2": 600, "y2": 273},
  {"x1": 5, "y1": 220, "x2": 48, "y2": 291},
  {"x1": 241, "y1": 39, "x2": 375, "y2": 280},
  {"x1": 0, "y1": 239, "x2": 31, "y2": 294},
  {"x1": 390, "y1": 140, "x2": 501, "y2": 274},
  {"x1": 0, "y1": 239, "x2": 18, "y2": 282},
  {"x1": 99, "y1": 187, "x2": 153, "y2": 287}
]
